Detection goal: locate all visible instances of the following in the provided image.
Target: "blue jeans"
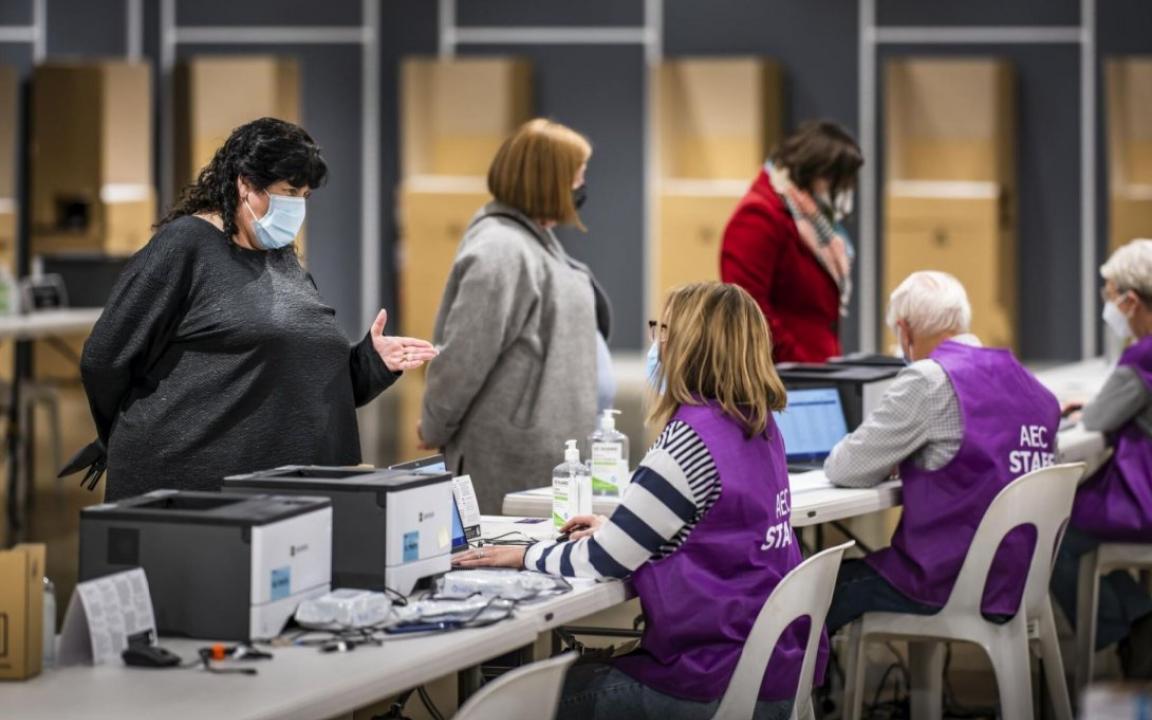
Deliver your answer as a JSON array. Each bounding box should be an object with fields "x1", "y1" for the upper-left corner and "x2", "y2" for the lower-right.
[
  {"x1": 826, "y1": 559, "x2": 1015, "y2": 633},
  {"x1": 1050, "y1": 527, "x2": 1152, "y2": 649},
  {"x1": 556, "y1": 662, "x2": 794, "y2": 720},
  {"x1": 825, "y1": 559, "x2": 942, "y2": 633}
]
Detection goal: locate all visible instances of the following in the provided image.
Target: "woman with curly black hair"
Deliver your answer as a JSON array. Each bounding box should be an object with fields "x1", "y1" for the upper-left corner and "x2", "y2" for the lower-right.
[{"x1": 72, "y1": 117, "x2": 436, "y2": 500}]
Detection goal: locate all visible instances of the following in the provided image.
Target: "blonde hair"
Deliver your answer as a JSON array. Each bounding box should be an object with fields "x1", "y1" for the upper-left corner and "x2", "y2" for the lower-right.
[
  {"x1": 487, "y1": 118, "x2": 591, "y2": 229},
  {"x1": 648, "y1": 282, "x2": 788, "y2": 438},
  {"x1": 1102, "y1": 239, "x2": 1152, "y2": 302},
  {"x1": 886, "y1": 270, "x2": 972, "y2": 337}
]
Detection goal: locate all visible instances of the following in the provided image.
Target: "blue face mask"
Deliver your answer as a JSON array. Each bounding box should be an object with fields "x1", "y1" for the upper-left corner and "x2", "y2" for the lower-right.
[
  {"x1": 246, "y1": 190, "x2": 306, "y2": 250},
  {"x1": 646, "y1": 341, "x2": 663, "y2": 393}
]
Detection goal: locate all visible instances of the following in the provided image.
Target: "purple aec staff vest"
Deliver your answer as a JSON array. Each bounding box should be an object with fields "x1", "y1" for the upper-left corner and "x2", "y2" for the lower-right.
[
  {"x1": 1073, "y1": 335, "x2": 1152, "y2": 542},
  {"x1": 866, "y1": 341, "x2": 1060, "y2": 616},
  {"x1": 614, "y1": 401, "x2": 826, "y2": 702}
]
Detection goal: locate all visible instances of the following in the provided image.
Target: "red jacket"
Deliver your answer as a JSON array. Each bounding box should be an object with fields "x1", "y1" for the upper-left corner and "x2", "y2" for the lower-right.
[{"x1": 720, "y1": 169, "x2": 842, "y2": 363}]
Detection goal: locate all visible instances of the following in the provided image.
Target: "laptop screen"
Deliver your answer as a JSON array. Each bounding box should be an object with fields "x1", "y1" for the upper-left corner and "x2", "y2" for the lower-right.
[
  {"x1": 389, "y1": 456, "x2": 473, "y2": 551},
  {"x1": 774, "y1": 387, "x2": 849, "y2": 463}
]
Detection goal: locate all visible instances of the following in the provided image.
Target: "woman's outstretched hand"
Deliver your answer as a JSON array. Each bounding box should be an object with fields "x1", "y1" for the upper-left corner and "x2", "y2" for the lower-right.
[{"x1": 370, "y1": 309, "x2": 439, "y2": 373}]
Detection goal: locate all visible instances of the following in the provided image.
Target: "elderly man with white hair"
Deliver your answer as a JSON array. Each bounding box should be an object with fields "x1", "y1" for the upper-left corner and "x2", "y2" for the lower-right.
[
  {"x1": 823, "y1": 270, "x2": 1060, "y2": 633},
  {"x1": 1049, "y1": 239, "x2": 1152, "y2": 678}
]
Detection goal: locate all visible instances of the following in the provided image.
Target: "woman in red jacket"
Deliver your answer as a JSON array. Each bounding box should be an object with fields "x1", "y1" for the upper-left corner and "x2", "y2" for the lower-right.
[{"x1": 721, "y1": 121, "x2": 863, "y2": 362}]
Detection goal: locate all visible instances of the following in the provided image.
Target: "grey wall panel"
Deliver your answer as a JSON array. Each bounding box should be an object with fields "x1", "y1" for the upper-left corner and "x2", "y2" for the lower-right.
[
  {"x1": 456, "y1": 0, "x2": 645, "y2": 28},
  {"x1": 46, "y1": 0, "x2": 126, "y2": 57},
  {"x1": 879, "y1": 0, "x2": 1079, "y2": 27},
  {"x1": 1099, "y1": 0, "x2": 1152, "y2": 54},
  {"x1": 176, "y1": 0, "x2": 362, "y2": 28},
  {"x1": 378, "y1": 1, "x2": 438, "y2": 337},
  {"x1": 0, "y1": 0, "x2": 32, "y2": 26}
]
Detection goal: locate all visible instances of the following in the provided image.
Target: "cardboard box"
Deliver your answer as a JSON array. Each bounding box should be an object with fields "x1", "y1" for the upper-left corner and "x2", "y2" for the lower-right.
[
  {"x1": 397, "y1": 181, "x2": 489, "y2": 342},
  {"x1": 0, "y1": 544, "x2": 45, "y2": 681},
  {"x1": 30, "y1": 62, "x2": 155, "y2": 257},
  {"x1": 401, "y1": 58, "x2": 533, "y2": 179},
  {"x1": 884, "y1": 59, "x2": 1017, "y2": 348},
  {"x1": 651, "y1": 186, "x2": 743, "y2": 312},
  {"x1": 652, "y1": 58, "x2": 783, "y2": 181},
  {"x1": 173, "y1": 56, "x2": 301, "y2": 189},
  {"x1": 1106, "y1": 59, "x2": 1152, "y2": 252}
]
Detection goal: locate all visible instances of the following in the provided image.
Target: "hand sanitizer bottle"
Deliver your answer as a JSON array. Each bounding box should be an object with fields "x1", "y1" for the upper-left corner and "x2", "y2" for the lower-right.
[
  {"x1": 553, "y1": 440, "x2": 591, "y2": 530},
  {"x1": 589, "y1": 410, "x2": 630, "y2": 497}
]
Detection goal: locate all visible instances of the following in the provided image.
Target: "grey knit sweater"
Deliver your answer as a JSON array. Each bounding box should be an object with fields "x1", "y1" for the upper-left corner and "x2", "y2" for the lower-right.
[{"x1": 80, "y1": 216, "x2": 397, "y2": 500}]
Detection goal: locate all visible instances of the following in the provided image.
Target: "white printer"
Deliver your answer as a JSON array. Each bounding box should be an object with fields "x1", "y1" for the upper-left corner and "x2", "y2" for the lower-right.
[
  {"x1": 80, "y1": 490, "x2": 332, "y2": 641},
  {"x1": 223, "y1": 466, "x2": 454, "y2": 595}
]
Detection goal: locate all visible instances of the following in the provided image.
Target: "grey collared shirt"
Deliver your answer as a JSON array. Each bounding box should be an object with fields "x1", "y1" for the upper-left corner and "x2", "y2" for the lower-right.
[
  {"x1": 823, "y1": 334, "x2": 981, "y2": 488},
  {"x1": 1083, "y1": 365, "x2": 1152, "y2": 437}
]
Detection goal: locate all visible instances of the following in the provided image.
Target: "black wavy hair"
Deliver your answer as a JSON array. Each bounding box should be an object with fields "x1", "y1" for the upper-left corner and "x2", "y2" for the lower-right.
[{"x1": 158, "y1": 117, "x2": 328, "y2": 239}]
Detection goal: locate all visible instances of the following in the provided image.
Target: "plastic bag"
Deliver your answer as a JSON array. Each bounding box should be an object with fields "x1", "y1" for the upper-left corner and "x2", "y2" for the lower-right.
[
  {"x1": 435, "y1": 569, "x2": 567, "y2": 601},
  {"x1": 294, "y1": 589, "x2": 396, "y2": 630}
]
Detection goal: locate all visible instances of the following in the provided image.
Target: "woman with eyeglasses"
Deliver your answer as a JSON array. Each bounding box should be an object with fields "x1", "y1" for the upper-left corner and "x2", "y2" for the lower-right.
[
  {"x1": 1049, "y1": 238, "x2": 1152, "y2": 678},
  {"x1": 71, "y1": 118, "x2": 437, "y2": 500},
  {"x1": 455, "y1": 282, "x2": 822, "y2": 720}
]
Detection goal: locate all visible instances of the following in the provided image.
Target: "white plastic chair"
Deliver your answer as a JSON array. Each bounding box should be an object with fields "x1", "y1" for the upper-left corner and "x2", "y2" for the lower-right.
[
  {"x1": 713, "y1": 540, "x2": 856, "y2": 720},
  {"x1": 1074, "y1": 542, "x2": 1152, "y2": 691},
  {"x1": 454, "y1": 652, "x2": 577, "y2": 720},
  {"x1": 841, "y1": 463, "x2": 1085, "y2": 720}
]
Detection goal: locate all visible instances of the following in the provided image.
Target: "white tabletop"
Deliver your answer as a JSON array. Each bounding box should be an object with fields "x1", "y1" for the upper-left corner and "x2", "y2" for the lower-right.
[
  {"x1": 1033, "y1": 356, "x2": 1111, "y2": 406},
  {"x1": 2, "y1": 575, "x2": 628, "y2": 720},
  {"x1": 502, "y1": 471, "x2": 904, "y2": 529},
  {"x1": 0, "y1": 307, "x2": 103, "y2": 340}
]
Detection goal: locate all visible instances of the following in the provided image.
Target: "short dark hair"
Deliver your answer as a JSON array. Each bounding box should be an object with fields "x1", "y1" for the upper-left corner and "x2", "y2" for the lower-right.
[
  {"x1": 771, "y1": 120, "x2": 863, "y2": 196},
  {"x1": 159, "y1": 117, "x2": 328, "y2": 238}
]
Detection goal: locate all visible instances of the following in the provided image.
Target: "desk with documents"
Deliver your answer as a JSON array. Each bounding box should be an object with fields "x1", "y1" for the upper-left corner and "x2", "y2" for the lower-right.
[{"x1": 0, "y1": 357, "x2": 1116, "y2": 720}]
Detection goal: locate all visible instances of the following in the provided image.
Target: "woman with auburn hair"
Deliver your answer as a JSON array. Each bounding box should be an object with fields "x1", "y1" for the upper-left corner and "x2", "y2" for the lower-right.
[
  {"x1": 455, "y1": 282, "x2": 822, "y2": 719},
  {"x1": 419, "y1": 118, "x2": 613, "y2": 513}
]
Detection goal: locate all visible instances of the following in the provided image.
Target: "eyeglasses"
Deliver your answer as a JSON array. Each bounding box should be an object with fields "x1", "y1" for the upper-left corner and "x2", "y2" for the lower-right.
[
  {"x1": 1102, "y1": 286, "x2": 1144, "y2": 305},
  {"x1": 647, "y1": 320, "x2": 668, "y2": 343}
]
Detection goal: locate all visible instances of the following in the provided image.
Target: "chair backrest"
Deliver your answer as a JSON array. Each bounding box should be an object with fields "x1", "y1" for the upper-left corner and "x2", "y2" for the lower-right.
[
  {"x1": 454, "y1": 652, "x2": 577, "y2": 720},
  {"x1": 712, "y1": 540, "x2": 855, "y2": 720},
  {"x1": 943, "y1": 463, "x2": 1085, "y2": 619}
]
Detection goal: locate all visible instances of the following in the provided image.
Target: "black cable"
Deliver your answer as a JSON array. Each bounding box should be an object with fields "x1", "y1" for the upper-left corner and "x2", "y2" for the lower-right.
[
  {"x1": 417, "y1": 685, "x2": 446, "y2": 720},
  {"x1": 382, "y1": 585, "x2": 409, "y2": 606},
  {"x1": 479, "y1": 531, "x2": 537, "y2": 546},
  {"x1": 870, "y1": 661, "x2": 902, "y2": 712},
  {"x1": 941, "y1": 642, "x2": 998, "y2": 719}
]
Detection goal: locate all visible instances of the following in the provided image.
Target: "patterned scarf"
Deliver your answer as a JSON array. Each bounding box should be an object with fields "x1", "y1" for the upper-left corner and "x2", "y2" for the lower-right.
[{"x1": 766, "y1": 162, "x2": 854, "y2": 317}]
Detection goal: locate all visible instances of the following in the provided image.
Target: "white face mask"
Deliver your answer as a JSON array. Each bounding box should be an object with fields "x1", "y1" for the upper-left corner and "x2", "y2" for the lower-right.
[
  {"x1": 1103, "y1": 300, "x2": 1133, "y2": 339},
  {"x1": 834, "y1": 190, "x2": 854, "y2": 221},
  {"x1": 245, "y1": 190, "x2": 306, "y2": 250}
]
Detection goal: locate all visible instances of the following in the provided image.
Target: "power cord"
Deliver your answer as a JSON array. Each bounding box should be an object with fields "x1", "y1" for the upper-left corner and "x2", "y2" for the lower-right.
[{"x1": 417, "y1": 685, "x2": 446, "y2": 720}]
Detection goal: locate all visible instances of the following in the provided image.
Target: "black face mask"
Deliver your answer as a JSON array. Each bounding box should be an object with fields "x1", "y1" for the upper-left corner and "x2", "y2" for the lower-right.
[{"x1": 572, "y1": 185, "x2": 588, "y2": 210}]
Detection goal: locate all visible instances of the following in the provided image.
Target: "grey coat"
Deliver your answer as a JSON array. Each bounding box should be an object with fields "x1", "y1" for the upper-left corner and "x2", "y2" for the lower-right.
[{"x1": 421, "y1": 202, "x2": 611, "y2": 513}]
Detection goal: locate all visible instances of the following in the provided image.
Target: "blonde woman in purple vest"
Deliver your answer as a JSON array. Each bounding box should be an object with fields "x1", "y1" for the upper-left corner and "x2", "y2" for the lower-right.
[
  {"x1": 1050, "y1": 239, "x2": 1152, "y2": 678},
  {"x1": 822, "y1": 271, "x2": 1061, "y2": 634},
  {"x1": 455, "y1": 282, "x2": 820, "y2": 719}
]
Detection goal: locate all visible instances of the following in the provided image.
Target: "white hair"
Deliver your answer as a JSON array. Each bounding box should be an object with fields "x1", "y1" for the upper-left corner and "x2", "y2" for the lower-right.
[
  {"x1": 886, "y1": 271, "x2": 972, "y2": 337},
  {"x1": 1101, "y1": 238, "x2": 1152, "y2": 301}
]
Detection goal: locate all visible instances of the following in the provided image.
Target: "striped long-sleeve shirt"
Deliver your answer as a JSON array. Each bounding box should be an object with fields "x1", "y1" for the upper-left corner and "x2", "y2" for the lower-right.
[{"x1": 523, "y1": 420, "x2": 721, "y2": 579}]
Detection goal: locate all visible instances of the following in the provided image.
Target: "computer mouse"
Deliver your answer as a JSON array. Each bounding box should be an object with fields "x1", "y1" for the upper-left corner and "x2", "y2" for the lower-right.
[{"x1": 122, "y1": 644, "x2": 182, "y2": 668}]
